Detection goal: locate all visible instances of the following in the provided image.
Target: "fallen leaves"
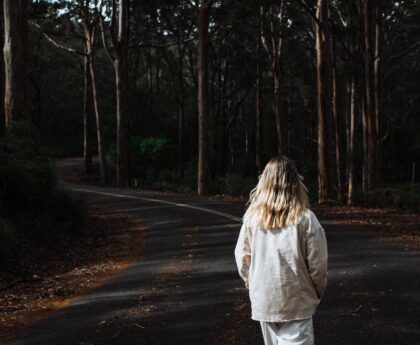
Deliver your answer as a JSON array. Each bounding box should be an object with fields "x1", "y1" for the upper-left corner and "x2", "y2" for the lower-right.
[
  {"x1": 312, "y1": 204, "x2": 420, "y2": 245},
  {"x1": 0, "y1": 205, "x2": 145, "y2": 342}
]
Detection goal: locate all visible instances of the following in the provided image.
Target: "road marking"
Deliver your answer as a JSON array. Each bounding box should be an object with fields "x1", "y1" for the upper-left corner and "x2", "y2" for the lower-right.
[{"x1": 69, "y1": 187, "x2": 243, "y2": 223}]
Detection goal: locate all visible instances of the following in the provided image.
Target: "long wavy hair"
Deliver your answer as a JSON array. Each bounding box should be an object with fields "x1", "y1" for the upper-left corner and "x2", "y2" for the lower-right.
[{"x1": 243, "y1": 155, "x2": 309, "y2": 229}]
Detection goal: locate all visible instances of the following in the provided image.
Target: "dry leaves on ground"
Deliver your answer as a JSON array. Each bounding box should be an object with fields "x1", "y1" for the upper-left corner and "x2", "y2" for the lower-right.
[{"x1": 0, "y1": 206, "x2": 145, "y2": 342}]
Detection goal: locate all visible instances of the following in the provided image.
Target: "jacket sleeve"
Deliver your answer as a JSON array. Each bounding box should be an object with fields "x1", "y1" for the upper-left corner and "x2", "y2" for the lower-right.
[
  {"x1": 234, "y1": 222, "x2": 252, "y2": 288},
  {"x1": 306, "y1": 212, "x2": 328, "y2": 299}
]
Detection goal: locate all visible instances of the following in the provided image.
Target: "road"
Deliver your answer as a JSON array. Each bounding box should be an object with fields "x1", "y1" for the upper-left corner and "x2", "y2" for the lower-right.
[{"x1": 2, "y1": 181, "x2": 420, "y2": 345}]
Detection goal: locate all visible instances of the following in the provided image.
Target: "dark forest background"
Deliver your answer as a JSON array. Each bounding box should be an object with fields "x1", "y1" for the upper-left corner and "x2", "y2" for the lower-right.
[{"x1": 1, "y1": 0, "x2": 419, "y2": 206}]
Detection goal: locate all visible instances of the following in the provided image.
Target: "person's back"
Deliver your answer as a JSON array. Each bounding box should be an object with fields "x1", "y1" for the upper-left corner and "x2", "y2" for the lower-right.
[{"x1": 234, "y1": 156, "x2": 328, "y2": 345}]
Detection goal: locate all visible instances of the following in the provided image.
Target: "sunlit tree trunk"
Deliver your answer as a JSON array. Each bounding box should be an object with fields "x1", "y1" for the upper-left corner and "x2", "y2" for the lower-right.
[
  {"x1": 3, "y1": 0, "x2": 30, "y2": 131},
  {"x1": 0, "y1": 0, "x2": 4, "y2": 134},
  {"x1": 88, "y1": 53, "x2": 107, "y2": 184},
  {"x1": 83, "y1": 1, "x2": 107, "y2": 184}
]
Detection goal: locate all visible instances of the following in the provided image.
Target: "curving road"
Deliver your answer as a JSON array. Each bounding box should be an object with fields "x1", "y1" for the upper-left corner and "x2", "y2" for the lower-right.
[{"x1": 2, "y1": 179, "x2": 420, "y2": 345}]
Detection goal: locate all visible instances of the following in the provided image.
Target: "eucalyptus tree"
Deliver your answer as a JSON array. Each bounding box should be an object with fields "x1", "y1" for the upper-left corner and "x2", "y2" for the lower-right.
[
  {"x1": 3, "y1": 0, "x2": 31, "y2": 131},
  {"x1": 32, "y1": 0, "x2": 108, "y2": 183},
  {"x1": 99, "y1": 0, "x2": 130, "y2": 188},
  {"x1": 260, "y1": 0, "x2": 287, "y2": 155},
  {"x1": 81, "y1": 0, "x2": 108, "y2": 184},
  {"x1": 197, "y1": 0, "x2": 211, "y2": 195}
]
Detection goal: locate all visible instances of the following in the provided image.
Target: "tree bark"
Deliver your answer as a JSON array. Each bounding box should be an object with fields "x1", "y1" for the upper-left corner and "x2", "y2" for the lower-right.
[
  {"x1": 82, "y1": 0, "x2": 108, "y2": 184},
  {"x1": 88, "y1": 53, "x2": 108, "y2": 185},
  {"x1": 374, "y1": 1, "x2": 382, "y2": 186},
  {"x1": 330, "y1": 35, "x2": 342, "y2": 200},
  {"x1": 83, "y1": 54, "x2": 93, "y2": 175},
  {"x1": 273, "y1": 70, "x2": 284, "y2": 155},
  {"x1": 197, "y1": 0, "x2": 210, "y2": 195},
  {"x1": 0, "y1": 0, "x2": 4, "y2": 135},
  {"x1": 361, "y1": 96, "x2": 368, "y2": 194},
  {"x1": 260, "y1": 2, "x2": 286, "y2": 155},
  {"x1": 3, "y1": 0, "x2": 30, "y2": 131},
  {"x1": 363, "y1": 0, "x2": 377, "y2": 191},
  {"x1": 177, "y1": 48, "x2": 186, "y2": 178},
  {"x1": 98, "y1": 0, "x2": 130, "y2": 187},
  {"x1": 255, "y1": 13, "x2": 263, "y2": 174},
  {"x1": 315, "y1": 0, "x2": 330, "y2": 203},
  {"x1": 115, "y1": 0, "x2": 129, "y2": 188},
  {"x1": 347, "y1": 78, "x2": 356, "y2": 205}
]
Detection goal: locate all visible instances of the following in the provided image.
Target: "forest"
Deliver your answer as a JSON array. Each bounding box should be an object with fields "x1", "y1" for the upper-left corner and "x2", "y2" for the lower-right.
[
  {"x1": 1, "y1": 0, "x2": 420, "y2": 203},
  {"x1": 1, "y1": 1, "x2": 420, "y2": 343}
]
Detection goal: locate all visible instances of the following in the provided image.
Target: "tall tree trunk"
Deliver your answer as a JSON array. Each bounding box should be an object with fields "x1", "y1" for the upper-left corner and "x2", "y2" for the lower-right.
[
  {"x1": 363, "y1": 0, "x2": 377, "y2": 191},
  {"x1": 330, "y1": 36, "x2": 342, "y2": 200},
  {"x1": 177, "y1": 45, "x2": 186, "y2": 178},
  {"x1": 374, "y1": 1, "x2": 382, "y2": 186},
  {"x1": 83, "y1": 0, "x2": 107, "y2": 184},
  {"x1": 324, "y1": 16, "x2": 336, "y2": 201},
  {"x1": 115, "y1": 0, "x2": 129, "y2": 188},
  {"x1": 0, "y1": 0, "x2": 4, "y2": 135},
  {"x1": 255, "y1": 19, "x2": 263, "y2": 174},
  {"x1": 178, "y1": 99, "x2": 185, "y2": 177},
  {"x1": 147, "y1": 48, "x2": 154, "y2": 119},
  {"x1": 347, "y1": 78, "x2": 356, "y2": 205},
  {"x1": 315, "y1": 0, "x2": 330, "y2": 203},
  {"x1": 88, "y1": 50, "x2": 107, "y2": 185},
  {"x1": 273, "y1": 68, "x2": 284, "y2": 155},
  {"x1": 361, "y1": 96, "x2": 368, "y2": 192},
  {"x1": 83, "y1": 54, "x2": 93, "y2": 175},
  {"x1": 260, "y1": 1, "x2": 286, "y2": 155},
  {"x1": 197, "y1": 0, "x2": 210, "y2": 195},
  {"x1": 3, "y1": 0, "x2": 30, "y2": 131}
]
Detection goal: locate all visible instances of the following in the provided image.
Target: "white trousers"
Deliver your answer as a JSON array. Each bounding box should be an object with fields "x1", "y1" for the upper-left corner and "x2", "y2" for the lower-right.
[{"x1": 260, "y1": 318, "x2": 314, "y2": 345}]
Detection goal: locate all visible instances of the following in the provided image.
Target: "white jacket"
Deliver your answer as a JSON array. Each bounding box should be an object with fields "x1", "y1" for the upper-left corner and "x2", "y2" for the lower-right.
[{"x1": 234, "y1": 208, "x2": 328, "y2": 322}]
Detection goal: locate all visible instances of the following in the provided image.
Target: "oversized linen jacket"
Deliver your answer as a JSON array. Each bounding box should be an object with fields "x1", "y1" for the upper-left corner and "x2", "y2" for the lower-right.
[{"x1": 234, "y1": 208, "x2": 328, "y2": 322}]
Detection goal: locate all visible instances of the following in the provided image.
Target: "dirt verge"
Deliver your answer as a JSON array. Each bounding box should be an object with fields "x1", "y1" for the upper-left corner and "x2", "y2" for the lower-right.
[
  {"x1": 311, "y1": 204, "x2": 420, "y2": 245},
  {"x1": 0, "y1": 205, "x2": 145, "y2": 342}
]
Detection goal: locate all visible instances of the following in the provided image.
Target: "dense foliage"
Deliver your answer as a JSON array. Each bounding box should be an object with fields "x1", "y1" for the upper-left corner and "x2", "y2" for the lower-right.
[{"x1": 0, "y1": 130, "x2": 86, "y2": 264}]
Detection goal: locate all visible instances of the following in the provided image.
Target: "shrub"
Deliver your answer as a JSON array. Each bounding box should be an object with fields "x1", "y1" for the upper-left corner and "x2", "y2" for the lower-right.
[
  {"x1": 398, "y1": 186, "x2": 420, "y2": 212},
  {"x1": 0, "y1": 135, "x2": 87, "y2": 245},
  {"x1": 129, "y1": 136, "x2": 176, "y2": 181},
  {"x1": 216, "y1": 173, "x2": 257, "y2": 196}
]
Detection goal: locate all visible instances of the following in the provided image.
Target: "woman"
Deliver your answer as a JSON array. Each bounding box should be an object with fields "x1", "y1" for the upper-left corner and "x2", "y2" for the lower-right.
[{"x1": 234, "y1": 155, "x2": 328, "y2": 345}]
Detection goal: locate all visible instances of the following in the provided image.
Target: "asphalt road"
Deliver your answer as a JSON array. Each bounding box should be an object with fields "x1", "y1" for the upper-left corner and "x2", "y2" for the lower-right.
[{"x1": 2, "y1": 181, "x2": 420, "y2": 345}]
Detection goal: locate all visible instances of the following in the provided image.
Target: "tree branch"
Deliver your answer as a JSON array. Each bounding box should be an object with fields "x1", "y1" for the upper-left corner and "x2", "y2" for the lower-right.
[
  {"x1": 32, "y1": 22, "x2": 86, "y2": 56},
  {"x1": 99, "y1": 11, "x2": 116, "y2": 62},
  {"x1": 129, "y1": 36, "x2": 196, "y2": 50}
]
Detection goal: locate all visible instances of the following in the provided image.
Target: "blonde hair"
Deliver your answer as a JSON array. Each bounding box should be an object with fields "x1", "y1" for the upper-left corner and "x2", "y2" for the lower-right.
[{"x1": 243, "y1": 155, "x2": 309, "y2": 229}]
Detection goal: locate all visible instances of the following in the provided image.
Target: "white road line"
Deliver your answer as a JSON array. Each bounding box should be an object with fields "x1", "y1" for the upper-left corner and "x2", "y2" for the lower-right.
[{"x1": 70, "y1": 187, "x2": 243, "y2": 223}]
